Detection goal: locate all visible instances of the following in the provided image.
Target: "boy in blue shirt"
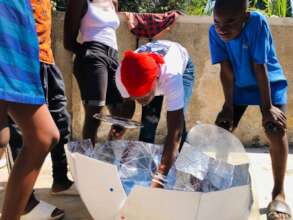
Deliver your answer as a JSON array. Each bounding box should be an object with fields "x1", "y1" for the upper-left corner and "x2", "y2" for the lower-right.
[{"x1": 209, "y1": 0, "x2": 291, "y2": 219}]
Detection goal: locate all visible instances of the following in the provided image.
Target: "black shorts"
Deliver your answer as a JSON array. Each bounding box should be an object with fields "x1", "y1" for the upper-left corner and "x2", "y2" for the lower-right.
[
  {"x1": 231, "y1": 104, "x2": 286, "y2": 128},
  {"x1": 73, "y1": 41, "x2": 123, "y2": 106}
]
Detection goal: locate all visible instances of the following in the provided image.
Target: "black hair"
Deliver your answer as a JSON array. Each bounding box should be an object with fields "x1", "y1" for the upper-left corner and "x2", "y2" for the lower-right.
[{"x1": 214, "y1": 0, "x2": 248, "y2": 13}]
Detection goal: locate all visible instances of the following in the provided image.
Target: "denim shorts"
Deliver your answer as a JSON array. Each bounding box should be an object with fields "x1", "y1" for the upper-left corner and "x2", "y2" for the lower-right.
[{"x1": 182, "y1": 57, "x2": 196, "y2": 113}]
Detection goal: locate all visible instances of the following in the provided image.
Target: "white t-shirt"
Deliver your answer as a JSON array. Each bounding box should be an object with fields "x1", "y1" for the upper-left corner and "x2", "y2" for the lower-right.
[
  {"x1": 116, "y1": 40, "x2": 189, "y2": 111},
  {"x1": 80, "y1": 0, "x2": 120, "y2": 50}
]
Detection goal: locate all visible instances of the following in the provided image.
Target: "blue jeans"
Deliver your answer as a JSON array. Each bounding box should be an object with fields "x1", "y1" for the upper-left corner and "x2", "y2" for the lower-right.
[
  {"x1": 183, "y1": 57, "x2": 195, "y2": 113},
  {"x1": 139, "y1": 57, "x2": 195, "y2": 144}
]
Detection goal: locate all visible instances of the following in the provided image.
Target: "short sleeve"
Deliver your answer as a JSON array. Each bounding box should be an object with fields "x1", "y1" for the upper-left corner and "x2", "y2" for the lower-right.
[
  {"x1": 163, "y1": 74, "x2": 184, "y2": 111},
  {"x1": 164, "y1": 44, "x2": 187, "y2": 76},
  {"x1": 115, "y1": 65, "x2": 130, "y2": 98},
  {"x1": 209, "y1": 25, "x2": 228, "y2": 64},
  {"x1": 250, "y1": 15, "x2": 271, "y2": 64}
]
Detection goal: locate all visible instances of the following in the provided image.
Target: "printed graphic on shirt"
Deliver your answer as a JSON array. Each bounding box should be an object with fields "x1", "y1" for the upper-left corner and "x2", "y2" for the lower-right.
[{"x1": 137, "y1": 41, "x2": 170, "y2": 57}]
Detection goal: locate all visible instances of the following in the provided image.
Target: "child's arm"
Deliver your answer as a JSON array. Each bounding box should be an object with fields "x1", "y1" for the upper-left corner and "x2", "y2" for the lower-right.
[
  {"x1": 220, "y1": 60, "x2": 234, "y2": 107},
  {"x1": 252, "y1": 63, "x2": 272, "y2": 110},
  {"x1": 63, "y1": 0, "x2": 86, "y2": 53},
  {"x1": 215, "y1": 60, "x2": 235, "y2": 131},
  {"x1": 151, "y1": 109, "x2": 184, "y2": 188},
  {"x1": 252, "y1": 63, "x2": 286, "y2": 130}
]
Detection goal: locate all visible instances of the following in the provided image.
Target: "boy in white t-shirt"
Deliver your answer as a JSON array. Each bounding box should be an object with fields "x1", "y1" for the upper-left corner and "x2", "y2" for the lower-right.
[{"x1": 115, "y1": 40, "x2": 195, "y2": 188}]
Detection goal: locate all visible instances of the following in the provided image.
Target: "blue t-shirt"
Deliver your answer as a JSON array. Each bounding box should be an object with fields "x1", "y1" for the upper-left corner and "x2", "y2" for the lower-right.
[
  {"x1": 209, "y1": 11, "x2": 287, "y2": 105},
  {"x1": 0, "y1": 0, "x2": 45, "y2": 105}
]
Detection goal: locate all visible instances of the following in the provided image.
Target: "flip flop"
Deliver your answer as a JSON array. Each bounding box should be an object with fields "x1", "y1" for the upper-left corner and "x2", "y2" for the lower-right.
[
  {"x1": 21, "y1": 200, "x2": 65, "y2": 220},
  {"x1": 267, "y1": 200, "x2": 292, "y2": 220},
  {"x1": 51, "y1": 183, "x2": 79, "y2": 196}
]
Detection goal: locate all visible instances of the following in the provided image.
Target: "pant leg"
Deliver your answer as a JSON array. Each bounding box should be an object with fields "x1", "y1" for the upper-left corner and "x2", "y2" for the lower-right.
[
  {"x1": 8, "y1": 118, "x2": 23, "y2": 161},
  {"x1": 139, "y1": 96, "x2": 164, "y2": 143},
  {"x1": 180, "y1": 57, "x2": 196, "y2": 146},
  {"x1": 43, "y1": 63, "x2": 71, "y2": 183},
  {"x1": 182, "y1": 57, "x2": 195, "y2": 113}
]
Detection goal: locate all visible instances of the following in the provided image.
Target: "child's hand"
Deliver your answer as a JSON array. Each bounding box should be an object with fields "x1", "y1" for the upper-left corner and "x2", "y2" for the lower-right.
[
  {"x1": 262, "y1": 106, "x2": 287, "y2": 132},
  {"x1": 151, "y1": 180, "x2": 165, "y2": 189},
  {"x1": 151, "y1": 171, "x2": 166, "y2": 189},
  {"x1": 108, "y1": 125, "x2": 126, "y2": 140},
  {"x1": 215, "y1": 105, "x2": 234, "y2": 132}
]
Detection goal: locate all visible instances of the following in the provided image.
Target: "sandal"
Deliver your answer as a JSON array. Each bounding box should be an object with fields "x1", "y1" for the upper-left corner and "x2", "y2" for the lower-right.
[
  {"x1": 267, "y1": 200, "x2": 292, "y2": 220},
  {"x1": 21, "y1": 200, "x2": 65, "y2": 220}
]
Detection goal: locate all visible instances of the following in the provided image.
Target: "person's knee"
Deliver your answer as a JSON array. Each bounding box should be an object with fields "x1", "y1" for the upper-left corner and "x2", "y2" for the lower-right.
[
  {"x1": 231, "y1": 124, "x2": 238, "y2": 132},
  {"x1": 264, "y1": 123, "x2": 286, "y2": 139},
  {"x1": 25, "y1": 126, "x2": 60, "y2": 156},
  {"x1": 0, "y1": 134, "x2": 8, "y2": 148},
  {"x1": 264, "y1": 126, "x2": 288, "y2": 152},
  {"x1": 41, "y1": 129, "x2": 60, "y2": 157},
  {"x1": 85, "y1": 105, "x2": 103, "y2": 122},
  {"x1": 0, "y1": 127, "x2": 10, "y2": 148}
]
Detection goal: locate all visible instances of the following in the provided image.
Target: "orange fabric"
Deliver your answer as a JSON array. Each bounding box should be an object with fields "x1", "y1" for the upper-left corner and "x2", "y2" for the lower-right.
[{"x1": 31, "y1": 0, "x2": 54, "y2": 64}]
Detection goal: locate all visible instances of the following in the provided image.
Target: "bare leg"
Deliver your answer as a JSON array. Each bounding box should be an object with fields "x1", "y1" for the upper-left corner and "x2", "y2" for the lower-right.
[
  {"x1": 0, "y1": 148, "x2": 6, "y2": 160},
  {"x1": 0, "y1": 101, "x2": 9, "y2": 157},
  {"x1": 0, "y1": 146, "x2": 7, "y2": 170},
  {"x1": 7, "y1": 117, "x2": 64, "y2": 217},
  {"x1": 83, "y1": 105, "x2": 103, "y2": 145},
  {"x1": 0, "y1": 128, "x2": 9, "y2": 149},
  {"x1": 268, "y1": 132, "x2": 288, "y2": 200},
  {"x1": 265, "y1": 128, "x2": 289, "y2": 219},
  {"x1": 1, "y1": 103, "x2": 59, "y2": 220}
]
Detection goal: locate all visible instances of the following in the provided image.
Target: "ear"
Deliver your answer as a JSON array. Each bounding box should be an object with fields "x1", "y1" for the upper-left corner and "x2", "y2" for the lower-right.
[{"x1": 148, "y1": 53, "x2": 165, "y2": 65}]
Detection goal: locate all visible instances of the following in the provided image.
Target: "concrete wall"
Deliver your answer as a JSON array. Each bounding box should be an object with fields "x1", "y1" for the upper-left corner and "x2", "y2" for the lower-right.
[{"x1": 53, "y1": 12, "x2": 293, "y2": 146}]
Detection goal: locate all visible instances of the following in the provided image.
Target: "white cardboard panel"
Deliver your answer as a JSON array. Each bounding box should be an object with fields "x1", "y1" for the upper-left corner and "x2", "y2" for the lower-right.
[
  {"x1": 66, "y1": 145, "x2": 252, "y2": 220},
  {"x1": 122, "y1": 186, "x2": 201, "y2": 220},
  {"x1": 197, "y1": 185, "x2": 251, "y2": 220},
  {"x1": 73, "y1": 153, "x2": 127, "y2": 220}
]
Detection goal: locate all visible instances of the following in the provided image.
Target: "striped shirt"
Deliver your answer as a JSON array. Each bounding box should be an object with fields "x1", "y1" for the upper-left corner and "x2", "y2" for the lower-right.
[{"x1": 0, "y1": 0, "x2": 45, "y2": 105}]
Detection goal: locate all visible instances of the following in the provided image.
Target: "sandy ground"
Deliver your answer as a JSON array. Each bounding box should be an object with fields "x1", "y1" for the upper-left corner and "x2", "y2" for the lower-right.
[{"x1": 0, "y1": 146, "x2": 292, "y2": 220}]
